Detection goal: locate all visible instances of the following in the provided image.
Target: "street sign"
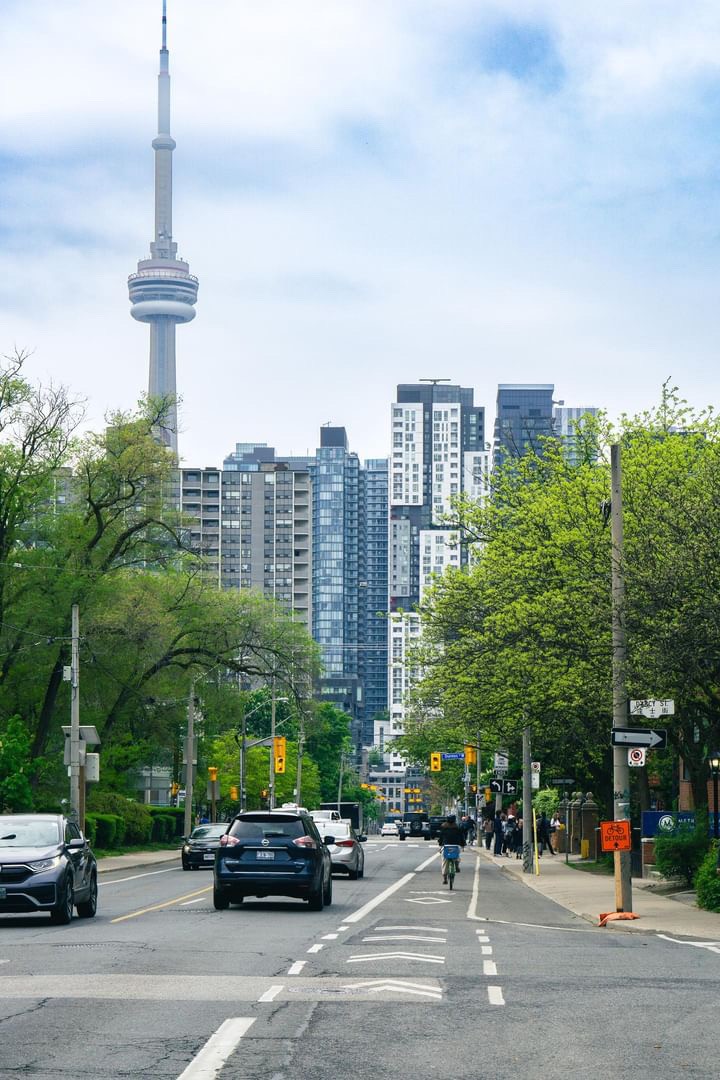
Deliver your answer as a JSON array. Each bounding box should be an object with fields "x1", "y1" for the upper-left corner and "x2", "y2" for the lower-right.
[
  {"x1": 494, "y1": 767, "x2": 508, "y2": 777},
  {"x1": 531, "y1": 761, "x2": 541, "y2": 773},
  {"x1": 502, "y1": 779, "x2": 518, "y2": 795},
  {"x1": 489, "y1": 779, "x2": 503, "y2": 793},
  {"x1": 600, "y1": 820, "x2": 632, "y2": 852},
  {"x1": 630, "y1": 699, "x2": 674, "y2": 719},
  {"x1": 442, "y1": 752, "x2": 465, "y2": 761},
  {"x1": 494, "y1": 752, "x2": 509, "y2": 770},
  {"x1": 628, "y1": 747, "x2": 646, "y2": 767},
  {"x1": 611, "y1": 727, "x2": 667, "y2": 749},
  {"x1": 531, "y1": 772, "x2": 540, "y2": 790},
  {"x1": 550, "y1": 778, "x2": 574, "y2": 786}
]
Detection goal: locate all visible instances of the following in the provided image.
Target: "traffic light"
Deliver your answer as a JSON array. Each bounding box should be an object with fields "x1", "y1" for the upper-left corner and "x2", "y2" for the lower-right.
[
  {"x1": 261, "y1": 788, "x2": 269, "y2": 799},
  {"x1": 464, "y1": 745, "x2": 477, "y2": 766},
  {"x1": 430, "y1": 752, "x2": 442, "y2": 772},
  {"x1": 170, "y1": 782, "x2": 179, "y2": 797},
  {"x1": 229, "y1": 785, "x2": 239, "y2": 801},
  {"x1": 273, "y1": 736, "x2": 286, "y2": 774},
  {"x1": 485, "y1": 787, "x2": 492, "y2": 803},
  {"x1": 470, "y1": 783, "x2": 477, "y2": 794},
  {"x1": 208, "y1": 766, "x2": 218, "y2": 783}
]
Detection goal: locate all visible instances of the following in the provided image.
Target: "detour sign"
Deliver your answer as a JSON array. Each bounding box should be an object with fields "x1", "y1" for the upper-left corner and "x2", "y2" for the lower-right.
[{"x1": 600, "y1": 820, "x2": 632, "y2": 852}]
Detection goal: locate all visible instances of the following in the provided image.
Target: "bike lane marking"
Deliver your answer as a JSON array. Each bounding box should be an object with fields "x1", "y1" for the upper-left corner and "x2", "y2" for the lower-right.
[
  {"x1": 344, "y1": 873, "x2": 415, "y2": 924},
  {"x1": 176, "y1": 1017, "x2": 255, "y2": 1079}
]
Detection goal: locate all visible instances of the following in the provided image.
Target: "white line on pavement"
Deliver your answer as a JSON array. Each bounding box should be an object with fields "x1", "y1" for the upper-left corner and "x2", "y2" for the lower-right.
[
  {"x1": 348, "y1": 952, "x2": 445, "y2": 964},
  {"x1": 657, "y1": 934, "x2": 720, "y2": 953},
  {"x1": 377, "y1": 925, "x2": 449, "y2": 933},
  {"x1": 322, "y1": 933, "x2": 339, "y2": 940},
  {"x1": 414, "y1": 852, "x2": 440, "y2": 872},
  {"x1": 345, "y1": 873, "x2": 415, "y2": 924},
  {"x1": 307, "y1": 944, "x2": 324, "y2": 954},
  {"x1": 176, "y1": 1017, "x2": 255, "y2": 1079},
  {"x1": 337, "y1": 926, "x2": 350, "y2": 932},
  {"x1": 0, "y1": 960, "x2": 8, "y2": 966},
  {"x1": 488, "y1": 986, "x2": 505, "y2": 1005},
  {"x1": 287, "y1": 961, "x2": 306, "y2": 975},
  {"x1": 476, "y1": 935, "x2": 490, "y2": 942},
  {"x1": 481, "y1": 946, "x2": 492, "y2": 955},
  {"x1": 258, "y1": 985, "x2": 284, "y2": 1003},
  {"x1": 467, "y1": 848, "x2": 481, "y2": 921},
  {"x1": 99, "y1": 868, "x2": 177, "y2": 887},
  {"x1": 363, "y1": 935, "x2": 447, "y2": 944},
  {"x1": 180, "y1": 898, "x2": 205, "y2": 906},
  {"x1": 483, "y1": 960, "x2": 498, "y2": 976}
]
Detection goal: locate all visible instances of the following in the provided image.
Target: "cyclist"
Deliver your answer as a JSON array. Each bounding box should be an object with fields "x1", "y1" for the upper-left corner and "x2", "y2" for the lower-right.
[{"x1": 437, "y1": 813, "x2": 466, "y2": 884}]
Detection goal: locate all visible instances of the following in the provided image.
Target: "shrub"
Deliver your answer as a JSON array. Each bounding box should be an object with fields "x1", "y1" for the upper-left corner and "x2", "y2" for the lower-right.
[
  {"x1": 695, "y1": 842, "x2": 720, "y2": 912},
  {"x1": 87, "y1": 793, "x2": 152, "y2": 845},
  {"x1": 653, "y1": 817, "x2": 710, "y2": 887},
  {"x1": 148, "y1": 806, "x2": 185, "y2": 838},
  {"x1": 533, "y1": 788, "x2": 559, "y2": 818},
  {"x1": 92, "y1": 813, "x2": 118, "y2": 848},
  {"x1": 151, "y1": 814, "x2": 176, "y2": 842},
  {"x1": 84, "y1": 814, "x2": 97, "y2": 845}
]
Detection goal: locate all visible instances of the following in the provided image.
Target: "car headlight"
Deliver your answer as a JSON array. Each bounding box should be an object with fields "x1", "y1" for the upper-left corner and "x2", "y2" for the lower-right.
[
  {"x1": 27, "y1": 856, "x2": 62, "y2": 873},
  {"x1": 182, "y1": 845, "x2": 190, "y2": 853}
]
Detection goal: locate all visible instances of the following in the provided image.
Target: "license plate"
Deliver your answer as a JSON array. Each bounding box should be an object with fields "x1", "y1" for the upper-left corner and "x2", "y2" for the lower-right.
[
  {"x1": 203, "y1": 853, "x2": 214, "y2": 861},
  {"x1": 0, "y1": 887, "x2": 6, "y2": 899},
  {"x1": 256, "y1": 850, "x2": 275, "y2": 860}
]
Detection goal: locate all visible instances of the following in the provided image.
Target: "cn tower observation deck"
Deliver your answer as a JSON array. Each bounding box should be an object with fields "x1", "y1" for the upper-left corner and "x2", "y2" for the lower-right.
[{"x1": 128, "y1": 0, "x2": 198, "y2": 458}]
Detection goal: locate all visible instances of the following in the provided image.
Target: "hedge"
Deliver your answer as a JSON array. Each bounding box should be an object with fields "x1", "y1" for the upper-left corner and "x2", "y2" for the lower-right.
[
  {"x1": 696, "y1": 842, "x2": 720, "y2": 912},
  {"x1": 653, "y1": 817, "x2": 710, "y2": 887},
  {"x1": 147, "y1": 805, "x2": 185, "y2": 837},
  {"x1": 86, "y1": 813, "x2": 125, "y2": 848},
  {"x1": 87, "y1": 793, "x2": 152, "y2": 845},
  {"x1": 150, "y1": 814, "x2": 176, "y2": 842}
]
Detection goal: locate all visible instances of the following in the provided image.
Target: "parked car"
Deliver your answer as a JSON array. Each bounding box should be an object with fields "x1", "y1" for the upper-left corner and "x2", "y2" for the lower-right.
[
  {"x1": 380, "y1": 822, "x2": 399, "y2": 837},
  {"x1": 0, "y1": 814, "x2": 97, "y2": 924},
  {"x1": 315, "y1": 820, "x2": 365, "y2": 878},
  {"x1": 310, "y1": 809, "x2": 341, "y2": 823},
  {"x1": 182, "y1": 823, "x2": 228, "y2": 870},
  {"x1": 213, "y1": 811, "x2": 332, "y2": 910}
]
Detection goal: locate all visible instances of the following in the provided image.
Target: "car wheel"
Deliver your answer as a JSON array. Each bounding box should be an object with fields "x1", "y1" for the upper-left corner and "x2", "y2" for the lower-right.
[
  {"x1": 213, "y1": 886, "x2": 230, "y2": 911},
  {"x1": 232, "y1": 896, "x2": 244, "y2": 905},
  {"x1": 76, "y1": 873, "x2": 98, "y2": 918},
  {"x1": 50, "y1": 876, "x2": 74, "y2": 925},
  {"x1": 358, "y1": 862, "x2": 365, "y2": 879},
  {"x1": 308, "y1": 881, "x2": 325, "y2": 911},
  {"x1": 348, "y1": 866, "x2": 359, "y2": 880},
  {"x1": 182, "y1": 860, "x2": 190, "y2": 871},
  {"x1": 323, "y1": 872, "x2": 333, "y2": 906}
]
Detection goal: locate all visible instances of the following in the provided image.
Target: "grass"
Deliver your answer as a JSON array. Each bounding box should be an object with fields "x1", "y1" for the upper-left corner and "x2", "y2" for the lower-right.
[
  {"x1": 567, "y1": 857, "x2": 614, "y2": 876},
  {"x1": 93, "y1": 841, "x2": 182, "y2": 860}
]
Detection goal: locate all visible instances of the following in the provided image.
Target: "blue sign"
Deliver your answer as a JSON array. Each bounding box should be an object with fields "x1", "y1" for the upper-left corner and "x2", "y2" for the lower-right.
[
  {"x1": 441, "y1": 752, "x2": 465, "y2": 761},
  {"x1": 641, "y1": 811, "x2": 720, "y2": 837}
]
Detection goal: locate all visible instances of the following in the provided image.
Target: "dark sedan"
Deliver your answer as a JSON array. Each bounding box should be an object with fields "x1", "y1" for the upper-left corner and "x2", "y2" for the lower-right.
[
  {"x1": 213, "y1": 811, "x2": 332, "y2": 910},
  {"x1": 0, "y1": 814, "x2": 97, "y2": 924},
  {"x1": 182, "y1": 823, "x2": 228, "y2": 870}
]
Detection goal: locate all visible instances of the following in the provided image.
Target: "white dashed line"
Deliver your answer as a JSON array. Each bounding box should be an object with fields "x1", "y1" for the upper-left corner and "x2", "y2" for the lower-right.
[
  {"x1": 287, "y1": 961, "x2": 306, "y2": 975},
  {"x1": 307, "y1": 944, "x2": 324, "y2": 954},
  {"x1": 180, "y1": 897, "x2": 205, "y2": 906},
  {"x1": 258, "y1": 985, "x2": 284, "y2": 1003},
  {"x1": 483, "y1": 960, "x2": 498, "y2": 976},
  {"x1": 176, "y1": 1018, "x2": 255, "y2": 1079},
  {"x1": 488, "y1": 986, "x2": 505, "y2": 1006},
  {"x1": 322, "y1": 933, "x2": 339, "y2": 940},
  {"x1": 337, "y1": 926, "x2": 350, "y2": 932},
  {"x1": 99, "y1": 868, "x2": 177, "y2": 887},
  {"x1": 481, "y1": 946, "x2": 492, "y2": 955}
]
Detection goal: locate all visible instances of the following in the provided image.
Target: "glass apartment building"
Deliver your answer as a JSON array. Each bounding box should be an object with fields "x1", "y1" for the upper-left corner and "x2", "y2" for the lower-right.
[{"x1": 493, "y1": 384, "x2": 555, "y2": 469}]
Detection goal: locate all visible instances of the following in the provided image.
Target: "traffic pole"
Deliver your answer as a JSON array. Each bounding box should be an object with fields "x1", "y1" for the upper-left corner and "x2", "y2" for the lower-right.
[
  {"x1": 183, "y1": 681, "x2": 195, "y2": 839},
  {"x1": 269, "y1": 679, "x2": 276, "y2": 809},
  {"x1": 610, "y1": 443, "x2": 633, "y2": 912},
  {"x1": 69, "y1": 604, "x2": 81, "y2": 823},
  {"x1": 522, "y1": 725, "x2": 533, "y2": 873}
]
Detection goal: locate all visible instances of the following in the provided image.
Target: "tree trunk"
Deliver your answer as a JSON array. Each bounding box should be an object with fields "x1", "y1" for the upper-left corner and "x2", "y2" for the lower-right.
[{"x1": 31, "y1": 654, "x2": 66, "y2": 760}]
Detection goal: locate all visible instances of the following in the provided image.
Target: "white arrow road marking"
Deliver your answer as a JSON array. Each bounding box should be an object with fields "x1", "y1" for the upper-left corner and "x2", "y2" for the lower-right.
[
  {"x1": 488, "y1": 986, "x2": 505, "y2": 1006},
  {"x1": 347, "y1": 952, "x2": 445, "y2": 964},
  {"x1": 362, "y1": 935, "x2": 447, "y2": 944},
  {"x1": 287, "y1": 961, "x2": 306, "y2": 975},
  {"x1": 406, "y1": 897, "x2": 452, "y2": 905},
  {"x1": 657, "y1": 934, "x2": 720, "y2": 954},
  {"x1": 376, "y1": 925, "x2": 449, "y2": 933},
  {"x1": 307, "y1": 944, "x2": 324, "y2": 954},
  {"x1": 342, "y1": 980, "x2": 442, "y2": 1000},
  {"x1": 258, "y1": 985, "x2": 284, "y2": 1003},
  {"x1": 177, "y1": 1017, "x2": 255, "y2": 1080},
  {"x1": 483, "y1": 960, "x2": 498, "y2": 976}
]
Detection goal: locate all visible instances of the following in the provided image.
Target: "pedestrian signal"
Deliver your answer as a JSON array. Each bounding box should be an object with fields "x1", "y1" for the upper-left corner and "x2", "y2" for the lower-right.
[
  {"x1": 464, "y1": 745, "x2": 477, "y2": 766},
  {"x1": 273, "y1": 736, "x2": 286, "y2": 774},
  {"x1": 430, "y1": 752, "x2": 442, "y2": 772}
]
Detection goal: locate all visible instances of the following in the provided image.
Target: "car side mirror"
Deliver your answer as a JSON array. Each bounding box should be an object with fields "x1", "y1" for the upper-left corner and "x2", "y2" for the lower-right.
[
  {"x1": 67, "y1": 837, "x2": 85, "y2": 849},
  {"x1": 324, "y1": 836, "x2": 335, "y2": 846},
  {"x1": 358, "y1": 835, "x2": 367, "y2": 843}
]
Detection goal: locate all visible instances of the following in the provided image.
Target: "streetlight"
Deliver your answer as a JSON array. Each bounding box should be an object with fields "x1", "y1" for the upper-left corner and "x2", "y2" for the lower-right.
[{"x1": 709, "y1": 752, "x2": 720, "y2": 840}]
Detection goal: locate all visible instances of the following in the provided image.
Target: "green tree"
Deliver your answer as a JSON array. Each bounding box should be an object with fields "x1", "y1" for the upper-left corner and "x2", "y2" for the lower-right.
[{"x1": 0, "y1": 716, "x2": 34, "y2": 811}]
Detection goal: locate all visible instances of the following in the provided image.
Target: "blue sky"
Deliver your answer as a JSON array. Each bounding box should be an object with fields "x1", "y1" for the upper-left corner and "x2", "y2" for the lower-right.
[{"x1": 1, "y1": 1, "x2": 720, "y2": 464}]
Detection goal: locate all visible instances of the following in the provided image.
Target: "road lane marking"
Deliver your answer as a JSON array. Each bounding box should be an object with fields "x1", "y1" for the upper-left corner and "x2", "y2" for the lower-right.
[
  {"x1": 363, "y1": 935, "x2": 447, "y2": 944},
  {"x1": 287, "y1": 961, "x2": 306, "y2": 975},
  {"x1": 483, "y1": 960, "x2": 498, "y2": 976},
  {"x1": 176, "y1": 1017, "x2": 255, "y2": 1079},
  {"x1": 467, "y1": 847, "x2": 481, "y2": 921},
  {"x1": 488, "y1": 986, "x2": 505, "y2": 1005},
  {"x1": 337, "y1": 926, "x2": 350, "y2": 931},
  {"x1": 345, "y1": 873, "x2": 415, "y2": 924},
  {"x1": 377, "y1": 925, "x2": 448, "y2": 933},
  {"x1": 0, "y1": 960, "x2": 8, "y2": 966},
  {"x1": 322, "y1": 933, "x2": 339, "y2": 940},
  {"x1": 657, "y1": 934, "x2": 720, "y2": 954},
  {"x1": 99, "y1": 868, "x2": 177, "y2": 886},
  {"x1": 180, "y1": 898, "x2": 205, "y2": 906},
  {"x1": 342, "y1": 979, "x2": 442, "y2": 1000},
  {"x1": 481, "y1": 946, "x2": 492, "y2": 955},
  {"x1": 414, "y1": 852, "x2": 440, "y2": 871},
  {"x1": 347, "y1": 952, "x2": 445, "y2": 964},
  {"x1": 110, "y1": 886, "x2": 211, "y2": 923},
  {"x1": 476, "y1": 935, "x2": 490, "y2": 942},
  {"x1": 258, "y1": 985, "x2": 284, "y2": 1003},
  {"x1": 307, "y1": 944, "x2": 324, "y2": 954},
  {"x1": 406, "y1": 897, "x2": 451, "y2": 905}
]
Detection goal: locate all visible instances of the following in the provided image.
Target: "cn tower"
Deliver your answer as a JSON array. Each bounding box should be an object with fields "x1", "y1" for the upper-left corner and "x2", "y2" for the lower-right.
[{"x1": 128, "y1": 0, "x2": 198, "y2": 458}]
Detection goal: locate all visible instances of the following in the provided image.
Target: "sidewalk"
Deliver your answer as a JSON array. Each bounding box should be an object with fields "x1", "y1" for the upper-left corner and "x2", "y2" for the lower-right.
[
  {"x1": 473, "y1": 844, "x2": 720, "y2": 939},
  {"x1": 96, "y1": 849, "x2": 180, "y2": 875}
]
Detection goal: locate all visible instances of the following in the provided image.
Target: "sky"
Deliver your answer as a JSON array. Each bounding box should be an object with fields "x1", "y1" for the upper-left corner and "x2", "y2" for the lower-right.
[{"x1": 1, "y1": 0, "x2": 720, "y2": 465}]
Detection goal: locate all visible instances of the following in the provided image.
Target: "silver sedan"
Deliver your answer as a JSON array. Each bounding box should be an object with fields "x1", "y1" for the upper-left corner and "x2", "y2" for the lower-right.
[{"x1": 316, "y1": 822, "x2": 366, "y2": 879}]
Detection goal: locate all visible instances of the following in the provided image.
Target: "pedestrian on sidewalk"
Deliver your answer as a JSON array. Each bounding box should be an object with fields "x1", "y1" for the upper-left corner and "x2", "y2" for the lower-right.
[
  {"x1": 493, "y1": 810, "x2": 504, "y2": 856},
  {"x1": 483, "y1": 816, "x2": 494, "y2": 850},
  {"x1": 537, "y1": 813, "x2": 555, "y2": 856},
  {"x1": 512, "y1": 817, "x2": 524, "y2": 858}
]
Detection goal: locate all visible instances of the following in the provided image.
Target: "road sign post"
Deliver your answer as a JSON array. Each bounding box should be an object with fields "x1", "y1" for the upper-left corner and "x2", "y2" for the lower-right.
[{"x1": 610, "y1": 443, "x2": 632, "y2": 913}]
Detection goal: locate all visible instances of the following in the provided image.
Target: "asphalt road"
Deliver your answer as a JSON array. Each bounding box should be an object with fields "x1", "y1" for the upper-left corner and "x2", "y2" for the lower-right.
[{"x1": 1, "y1": 839, "x2": 719, "y2": 1079}]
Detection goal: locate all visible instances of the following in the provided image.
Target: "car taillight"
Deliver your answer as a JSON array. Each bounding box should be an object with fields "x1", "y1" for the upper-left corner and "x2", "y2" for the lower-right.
[
  {"x1": 336, "y1": 840, "x2": 355, "y2": 848},
  {"x1": 220, "y1": 835, "x2": 240, "y2": 847},
  {"x1": 292, "y1": 836, "x2": 317, "y2": 849}
]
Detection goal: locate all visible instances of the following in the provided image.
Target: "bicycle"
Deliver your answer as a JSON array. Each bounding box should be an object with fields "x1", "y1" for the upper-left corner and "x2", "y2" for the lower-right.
[{"x1": 442, "y1": 844, "x2": 461, "y2": 890}]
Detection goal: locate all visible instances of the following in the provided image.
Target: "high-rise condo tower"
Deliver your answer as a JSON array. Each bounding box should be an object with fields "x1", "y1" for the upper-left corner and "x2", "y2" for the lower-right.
[{"x1": 128, "y1": 0, "x2": 198, "y2": 457}]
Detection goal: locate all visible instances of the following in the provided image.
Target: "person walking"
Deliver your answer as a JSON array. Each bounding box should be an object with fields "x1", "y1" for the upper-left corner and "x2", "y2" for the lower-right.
[
  {"x1": 493, "y1": 810, "x2": 504, "y2": 856},
  {"x1": 537, "y1": 812, "x2": 555, "y2": 856},
  {"x1": 437, "y1": 813, "x2": 466, "y2": 883},
  {"x1": 513, "y1": 817, "x2": 524, "y2": 858},
  {"x1": 483, "y1": 815, "x2": 494, "y2": 850}
]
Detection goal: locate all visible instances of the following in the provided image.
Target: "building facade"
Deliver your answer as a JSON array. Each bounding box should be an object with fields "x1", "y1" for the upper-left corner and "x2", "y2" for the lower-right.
[
  {"x1": 553, "y1": 405, "x2": 600, "y2": 465},
  {"x1": 493, "y1": 384, "x2": 555, "y2": 470}
]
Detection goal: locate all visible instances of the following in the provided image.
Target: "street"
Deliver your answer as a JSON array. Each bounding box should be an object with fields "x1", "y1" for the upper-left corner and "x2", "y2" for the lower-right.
[{"x1": 0, "y1": 840, "x2": 718, "y2": 1079}]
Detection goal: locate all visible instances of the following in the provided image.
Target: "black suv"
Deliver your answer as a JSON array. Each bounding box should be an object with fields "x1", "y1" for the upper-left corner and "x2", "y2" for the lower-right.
[
  {"x1": 0, "y1": 814, "x2": 97, "y2": 924},
  {"x1": 398, "y1": 817, "x2": 431, "y2": 841},
  {"x1": 213, "y1": 811, "x2": 332, "y2": 910}
]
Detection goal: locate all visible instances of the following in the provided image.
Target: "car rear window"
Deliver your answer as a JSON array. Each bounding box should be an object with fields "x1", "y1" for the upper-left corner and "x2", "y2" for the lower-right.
[
  {"x1": 229, "y1": 817, "x2": 305, "y2": 840},
  {"x1": 192, "y1": 825, "x2": 227, "y2": 839},
  {"x1": 318, "y1": 822, "x2": 350, "y2": 838}
]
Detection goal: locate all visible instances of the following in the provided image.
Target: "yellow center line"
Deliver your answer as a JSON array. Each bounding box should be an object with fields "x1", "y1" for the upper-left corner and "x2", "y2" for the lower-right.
[{"x1": 110, "y1": 886, "x2": 212, "y2": 923}]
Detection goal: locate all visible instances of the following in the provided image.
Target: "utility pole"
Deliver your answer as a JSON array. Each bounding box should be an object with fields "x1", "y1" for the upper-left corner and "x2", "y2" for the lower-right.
[
  {"x1": 295, "y1": 714, "x2": 305, "y2": 806},
  {"x1": 183, "y1": 681, "x2": 195, "y2": 839},
  {"x1": 522, "y1": 725, "x2": 533, "y2": 873},
  {"x1": 611, "y1": 443, "x2": 633, "y2": 911},
  {"x1": 337, "y1": 750, "x2": 344, "y2": 810},
  {"x1": 238, "y1": 706, "x2": 247, "y2": 812},
  {"x1": 268, "y1": 679, "x2": 277, "y2": 809},
  {"x1": 476, "y1": 731, "x2": 481, "y2": 830},
  {"x1": 69, "y1": 603, "x2": 81, "y2": 823}
]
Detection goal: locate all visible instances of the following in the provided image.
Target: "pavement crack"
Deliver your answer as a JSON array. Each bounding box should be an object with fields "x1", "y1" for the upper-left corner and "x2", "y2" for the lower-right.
[{"x1": 0, "y1": 997, "x2": 51, "y2": 1026}]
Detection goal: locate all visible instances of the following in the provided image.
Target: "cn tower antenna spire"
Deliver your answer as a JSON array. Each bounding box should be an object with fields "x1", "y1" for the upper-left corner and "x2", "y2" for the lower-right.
[{"x1": 128, "y1": 0, "x2": 199, "y2": 460}]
